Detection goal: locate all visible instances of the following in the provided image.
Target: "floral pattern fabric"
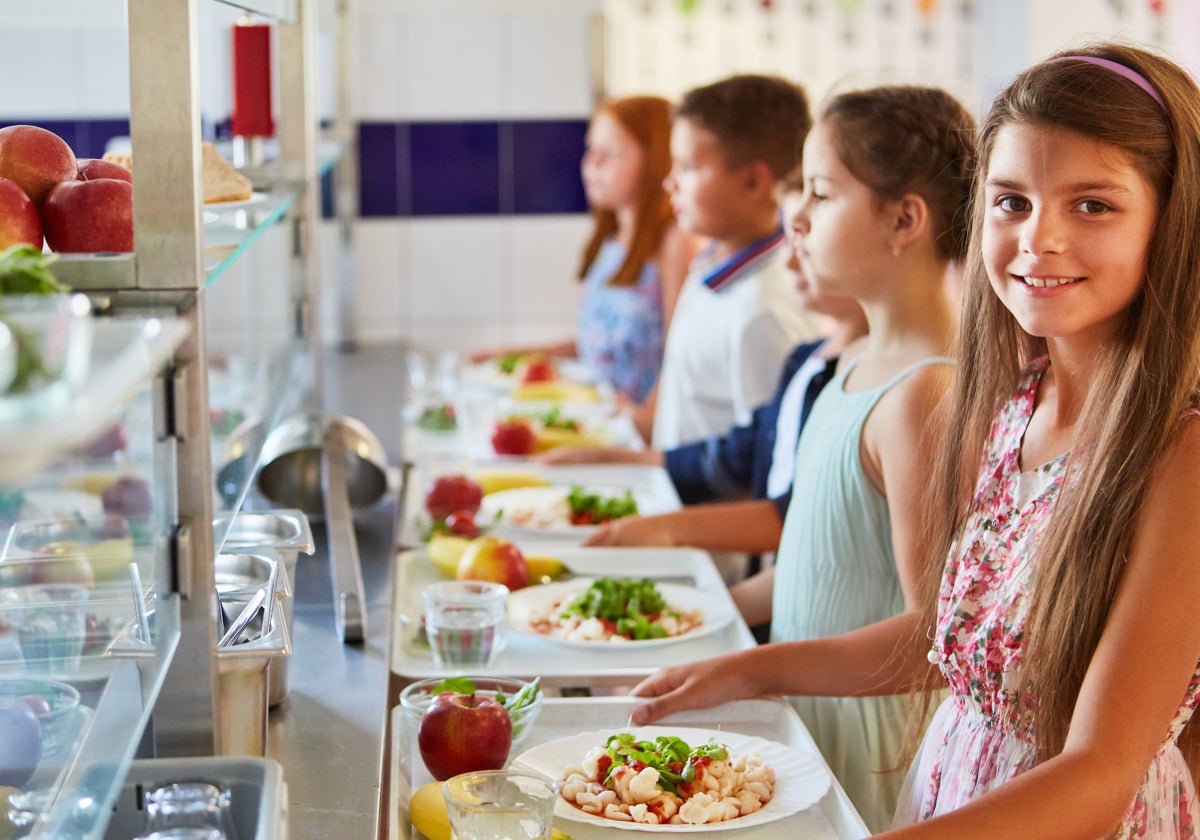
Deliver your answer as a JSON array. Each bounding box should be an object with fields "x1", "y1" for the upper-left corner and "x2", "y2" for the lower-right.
[
  {"x1": 575, "y1": 238, "x2": 665, "y2": 404},
  {"x1": 894, "y1": 360, "x2": 1200, "y2": 837}
]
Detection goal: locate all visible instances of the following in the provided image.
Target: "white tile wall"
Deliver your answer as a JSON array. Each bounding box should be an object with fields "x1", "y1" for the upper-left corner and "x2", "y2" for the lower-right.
[
  {"x1": 402, "y1": 14, "x2": 505, "y2": 120},
  {"x1": 507, "y1": 12, "x2": 598, "y2": 117}
]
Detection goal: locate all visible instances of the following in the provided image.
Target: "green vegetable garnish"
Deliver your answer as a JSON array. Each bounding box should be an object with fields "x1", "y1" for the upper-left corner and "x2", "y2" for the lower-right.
[
  {"x1": 602, "y1": 733, "x2": 730, "y2": 794},
  {"x1": 561, "y1": 578, "x2": 675, "y2": 641},
  {"x1": 0, "y1": 245, "x2": 67, "y2": 295},
  {"x1": 566, "y1": 485, "x2": 638, "y2": 525},
  {"x1": 416, "y1": 403, "x2": 457, "y2": 431},
  {"x1": 497, "y1": 353, "x2": 523, "y2": 375}
]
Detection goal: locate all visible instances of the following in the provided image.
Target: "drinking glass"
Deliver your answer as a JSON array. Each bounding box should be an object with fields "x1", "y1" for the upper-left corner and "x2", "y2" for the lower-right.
[
  {"x1": 442, "y1": 770, "x2": 558, "y2": 840},
  {"x1": 143, "y1": 780, "x2": 236, "y2": 840},
  {"x1": 422, "y1": 581, "x2": 508, "y2": 668},
  {"x1": 14, "y1": 583, "x2": 89, "y2": 672}
]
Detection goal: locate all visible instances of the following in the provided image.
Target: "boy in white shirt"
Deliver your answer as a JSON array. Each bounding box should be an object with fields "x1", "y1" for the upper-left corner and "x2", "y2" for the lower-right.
[{"x1": 651, "y1": 74, "x2": 823, "y2": 449}]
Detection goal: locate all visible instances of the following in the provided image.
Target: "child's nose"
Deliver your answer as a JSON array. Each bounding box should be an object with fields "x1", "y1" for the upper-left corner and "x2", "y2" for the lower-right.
[{"x1": 1020, "y1": 209, "x2": 1067, "y2": 255}]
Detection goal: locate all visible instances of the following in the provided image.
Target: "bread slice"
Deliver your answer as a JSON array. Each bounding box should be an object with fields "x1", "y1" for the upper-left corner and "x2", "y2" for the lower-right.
[{"x1": 101, "y1": 143, "x2": 253, "y2": 204}]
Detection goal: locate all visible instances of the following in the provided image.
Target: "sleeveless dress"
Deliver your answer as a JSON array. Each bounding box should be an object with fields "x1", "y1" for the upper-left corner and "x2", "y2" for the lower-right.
[
  {"x1": 893, "y1": 360, "x2": 1200, "y2": 837},
  {"x1": 575, "y1": 238, "x2": 665, "y2": 404},
  {"x1": 771, "y1": 355, "x2": 953, "y2": 833}
]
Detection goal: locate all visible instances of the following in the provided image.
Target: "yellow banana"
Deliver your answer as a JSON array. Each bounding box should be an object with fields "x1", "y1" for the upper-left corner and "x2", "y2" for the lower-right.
[
  {"x1": 470, "y1": 469, "x2": 550, "y2": 496},
  {"x1": 532, "y1": 427, "x2": 608, "y2": 453},
  {"x1": 511, "y1": 381, "x2": 600, "y2": 403},
  {"x1": 426, "y1": 534, "x2": 471, "y2": 577}
]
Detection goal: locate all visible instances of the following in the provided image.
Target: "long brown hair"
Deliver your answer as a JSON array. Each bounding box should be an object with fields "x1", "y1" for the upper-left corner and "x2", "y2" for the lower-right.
[
  {"x1": 577, "y1": 96, "x2": 675, "y2": 288},
  {"x1": 916, "y1": 42, "x2": 1200, "y2": 773}
]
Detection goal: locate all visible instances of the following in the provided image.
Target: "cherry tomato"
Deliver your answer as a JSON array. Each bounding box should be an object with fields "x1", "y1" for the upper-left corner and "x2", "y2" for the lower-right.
[{"x1": 444, "y1": 510, "x2": 480, "y2": 539}]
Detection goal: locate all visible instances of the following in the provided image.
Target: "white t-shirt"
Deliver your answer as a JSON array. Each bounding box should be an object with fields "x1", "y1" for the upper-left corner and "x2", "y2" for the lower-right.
[{"x1": 651, "y1": 246, "x2": 822, "y2": 449}]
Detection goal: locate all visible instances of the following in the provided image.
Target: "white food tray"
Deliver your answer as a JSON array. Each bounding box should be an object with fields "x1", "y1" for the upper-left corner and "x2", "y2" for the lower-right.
[
  {"x1": 390, "y1": 546, "x2": 756, "y2": 684},
  {"x1": 389, "y1": 697, "x2": 869, "y2": 840},
  {"x1": 400, "y1": 463, "x2": 682, "y2": 547}
]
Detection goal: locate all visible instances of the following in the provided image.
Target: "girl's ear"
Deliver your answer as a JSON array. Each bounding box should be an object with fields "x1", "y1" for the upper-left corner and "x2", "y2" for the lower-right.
[{"x1": 890, "y1": 193, "x2": 931, "y2": 252}]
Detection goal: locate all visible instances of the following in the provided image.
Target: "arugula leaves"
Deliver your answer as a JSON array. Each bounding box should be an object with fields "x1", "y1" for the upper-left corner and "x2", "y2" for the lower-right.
[
  {"x1": 566, "y1": 485, "x2": 637, "y2": 525},
  {"x1": 602, "y1": 732, "x2": 730, "y2": 794},
  {"x1": 561, "y1": 578, "x2": 673, "y2": 640}
]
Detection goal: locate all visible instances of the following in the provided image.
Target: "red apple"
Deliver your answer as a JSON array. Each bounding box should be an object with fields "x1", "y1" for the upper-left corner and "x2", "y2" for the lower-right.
[
  {"x1": 517, "y1": 355, "x2": 557, "y2": 384},
  {"x1": 43, "y1": 178, "x2": 133, "y2": 253},
  {"x1": 0, "y1": 177, "x2": 41, "y2": 249},
  {"x1": 0, "y1": 125, "x2": 77, "y2": 206},
  {"x1": 77, "y1": 158, "x2": 132, "y2": 183},
  {"x1": 456, "y1": 536, "x2": 529, "y2": 591},
  {"x1": 101, "y1": 476, "x2": 153, "y2": 517},
  {"x1": 424, "y1": 474, "x2": 483, "y2": 521},
  {"x1": 417, "y1": 691, "x2": 512, "y2": 781},
  {"x1": 491, "y1": 419, "x2": 537, "y2": 456}
]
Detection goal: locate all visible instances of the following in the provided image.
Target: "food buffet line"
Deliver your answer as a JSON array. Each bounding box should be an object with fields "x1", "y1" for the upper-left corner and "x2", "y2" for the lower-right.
[{"x1": 385, "y1": 349, "x2": 870, "y2": 840}]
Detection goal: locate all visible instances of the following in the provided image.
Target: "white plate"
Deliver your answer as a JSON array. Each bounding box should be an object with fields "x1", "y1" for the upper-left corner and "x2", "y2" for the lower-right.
[
  {"x1": 204, "y1": 191, "x2": 268, "y2": 209},
  {"x1": 506, "y1": 580, "x2": 735, "y2": 649},
  {"x1": 478, "y1": 484, "x2": 644, "y2": 535},
  {"x1": 512, "y1": 726, "x2": 831, "y2": 832},
  {"x1": 463, "y1": 358, "x2": 598, "y2": 392},
  {"x1": 202, "y1": 210, "x2": 220, "y2": 225}
]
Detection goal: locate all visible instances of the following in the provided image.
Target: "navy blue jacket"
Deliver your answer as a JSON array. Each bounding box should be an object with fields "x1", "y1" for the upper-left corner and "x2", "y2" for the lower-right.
[{"x1": 663, "y1": 340, "x2": 836, "y2": 520}]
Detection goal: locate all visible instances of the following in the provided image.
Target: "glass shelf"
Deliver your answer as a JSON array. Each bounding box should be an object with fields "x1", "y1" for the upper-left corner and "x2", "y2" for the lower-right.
[
  {"x1": 0, "y1": 317, "x2": 190, "y2": 488},
  {"x1": 203, "y1": 189, "x2": 297, "y2": 285},
  {"x1": 212, "y1": 0, "x2": 296, "y2": 23}
]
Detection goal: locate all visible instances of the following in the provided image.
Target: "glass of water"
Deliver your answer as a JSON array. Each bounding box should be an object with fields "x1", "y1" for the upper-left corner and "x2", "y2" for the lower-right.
[
  {"x1": 442, "y1": 770, "x2": 557, "y2": 840},
  {"x1": 422, "y1": 581, "x2": 508, "y2": 668},
  {"x1": 143, "y1": 780, "x2": 236, "y2": 840}
]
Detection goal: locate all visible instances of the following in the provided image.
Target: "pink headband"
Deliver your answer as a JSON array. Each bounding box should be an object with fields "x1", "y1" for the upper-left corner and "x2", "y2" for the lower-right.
[{"x1": 1049, "y1": 55, "x2": 1165, "y2": 108}]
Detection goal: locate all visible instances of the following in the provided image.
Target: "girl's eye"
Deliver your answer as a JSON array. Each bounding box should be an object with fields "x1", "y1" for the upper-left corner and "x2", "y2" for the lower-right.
[
  {"x1": 1077, "y1": 199, "x2": 1111, "y2": 214},
  {"x1": 995, "y1": 195, "x2": 1030, "y2": 213}
]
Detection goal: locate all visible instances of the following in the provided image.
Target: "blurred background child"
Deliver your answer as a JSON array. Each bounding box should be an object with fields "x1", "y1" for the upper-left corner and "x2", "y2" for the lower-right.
[
  {"x1": 650, "y1": 74, "x2": 824, "y2": 449},
  {"x1": 472, "y1": 95, "x2": 698, "y2": 407}
]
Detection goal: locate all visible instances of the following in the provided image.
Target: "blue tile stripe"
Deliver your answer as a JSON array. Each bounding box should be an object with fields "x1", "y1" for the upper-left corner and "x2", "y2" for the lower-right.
[{"x1": 1, "y1": 117, "x2": 588, "y2": 219}]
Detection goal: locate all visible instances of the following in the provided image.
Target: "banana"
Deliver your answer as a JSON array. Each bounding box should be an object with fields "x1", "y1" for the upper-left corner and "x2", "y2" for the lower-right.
[
  {"x1": 532, "y1": 426, "x2": 609, "y2": 453},
  {"x1": 511, "y1": 381, "x2": 600, "y2": 403},
  {"x1": 470, "y1": 469, "x2": 550, "y2": 496},
  {"x1": 525, "y1": 555, "x2": 566, "y2": 582},
  {"x1": 408, "y1": 781, "x2": 450, "y2": 840},
  {"x1": 426, "y1": 534, "x2": 471, "y2": 577}
]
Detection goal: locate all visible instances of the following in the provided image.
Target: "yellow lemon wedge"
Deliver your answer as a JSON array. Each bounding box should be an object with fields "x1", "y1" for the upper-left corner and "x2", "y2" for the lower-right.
[
  {"x1": 470, "y1": 469, "x2": 550, "y2": 496},
  {"x1": 525, "y1": 555, "x2": 566, "y2": 583},
  {"x1": 426, "y1": 534, "x2": 471, "y2": 577},
  {"x1": 408, "y1": 781, "x2": 451, "y2": 840}
]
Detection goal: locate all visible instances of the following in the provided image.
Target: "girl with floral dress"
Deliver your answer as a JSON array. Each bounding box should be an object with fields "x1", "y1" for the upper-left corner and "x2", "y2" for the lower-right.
[{"x1": 629, "y1": 42, "x2": 1200, "y2": 838}]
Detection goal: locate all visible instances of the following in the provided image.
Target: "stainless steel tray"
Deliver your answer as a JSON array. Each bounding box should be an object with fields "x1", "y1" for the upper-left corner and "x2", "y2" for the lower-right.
[
  {"x1": 390, "y1": 546, "x2": 757, "y2": 686},
  {"x1": 390, "y1": 697, "x2": 868, "y2": 840}
]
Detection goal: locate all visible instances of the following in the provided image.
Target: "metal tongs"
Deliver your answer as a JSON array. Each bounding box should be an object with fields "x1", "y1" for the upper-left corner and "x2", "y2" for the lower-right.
[{"x1": 218, "y1": 585, "x2": 268, "y2": 648}]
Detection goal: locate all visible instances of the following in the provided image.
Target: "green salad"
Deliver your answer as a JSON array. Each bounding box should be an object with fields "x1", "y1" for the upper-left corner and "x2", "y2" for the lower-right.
[
  {"x1": 566, "y1": 484, "x2": 638, "y2": 525},
  {"x1": 561, "y1": 577, "x2": 674, "y2": 640}
]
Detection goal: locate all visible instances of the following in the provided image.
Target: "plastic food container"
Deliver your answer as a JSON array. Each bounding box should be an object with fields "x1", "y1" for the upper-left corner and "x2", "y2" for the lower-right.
[{"x1": 0, "y1": 293, "x2": 93, "y2": 418}]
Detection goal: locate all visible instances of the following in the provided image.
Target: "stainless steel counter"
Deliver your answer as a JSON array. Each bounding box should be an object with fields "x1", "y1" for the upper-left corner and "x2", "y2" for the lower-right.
[{"x1": 263, "y1": 344, "x2": 407, "y2": 840}]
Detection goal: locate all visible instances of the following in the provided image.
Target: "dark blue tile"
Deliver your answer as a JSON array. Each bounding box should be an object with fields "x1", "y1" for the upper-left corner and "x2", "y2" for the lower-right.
[
  {"x1": 74, "y1": 118, "x2": 131, "y2": 160},
  {"x1": 510, "y1": 119, "x2": 588, "y2": 214},
  {"x1": 320, "y1": 168, "x2": 335, "y2": 220},
  {"x1": 357, "y1": 121, "x2": 407, "y2": 217},
  {"x1": 409, "y1": 121, "x2": 500, "y2": 216}
]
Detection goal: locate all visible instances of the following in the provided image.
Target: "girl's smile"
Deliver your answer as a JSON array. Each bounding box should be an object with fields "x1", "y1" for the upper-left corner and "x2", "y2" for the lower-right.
[{"x1": 983, "y1": 123, "x2": 1157, "y2": 350}]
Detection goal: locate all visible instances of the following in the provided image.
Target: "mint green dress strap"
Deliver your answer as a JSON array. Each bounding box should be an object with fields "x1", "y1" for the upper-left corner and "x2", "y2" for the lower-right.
[{"x1": 770, "y1": 355, "x2": 954, "y2": 832}]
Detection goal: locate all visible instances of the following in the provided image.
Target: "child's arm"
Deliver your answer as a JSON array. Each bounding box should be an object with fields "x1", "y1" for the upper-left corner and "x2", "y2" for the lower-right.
[
  {"x1": 536, "y1": 446, "x2": 663, "y2": 467},
  {"x1": 467, "y1": 339, "x2": 576, "y2": 364},
  {"x1": 582, "y1": 499, "x2": 784, "y2": 554},
  {"x1": 730, "y1": 566, "x2": 775, "y2": 627},
  {"x1": 877, "y1": 417, "x2": 1200, "y2": 839}
]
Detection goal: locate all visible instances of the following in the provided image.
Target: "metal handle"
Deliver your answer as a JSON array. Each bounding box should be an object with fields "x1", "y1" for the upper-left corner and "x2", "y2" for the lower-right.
[{"x1": 322, "y1": 421, "x2": 368, "y2": 643}]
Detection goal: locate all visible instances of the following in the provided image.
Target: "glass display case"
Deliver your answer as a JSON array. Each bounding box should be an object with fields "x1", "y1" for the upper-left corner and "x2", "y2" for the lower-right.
[{"x1": 0, "y1": 0, "x2": 345, "y2": 836}]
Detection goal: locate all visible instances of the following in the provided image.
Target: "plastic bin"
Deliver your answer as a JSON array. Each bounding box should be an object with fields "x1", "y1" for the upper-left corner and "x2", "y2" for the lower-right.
[{"x1": 102, "y1": 755, "x2": 287, "y2": 840}]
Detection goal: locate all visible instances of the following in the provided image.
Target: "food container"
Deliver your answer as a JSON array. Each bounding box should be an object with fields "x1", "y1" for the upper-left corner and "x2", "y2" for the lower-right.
[
  {"x1": 215, "y1": 550, "x2": 292, "y2": 707},
  {"x1": 101, "y1": 755, "x2": 286, "y2": 840},
  {"x1": 107, "y1": 588, "x2": 290, "y2": 757},
  {"x1": 398, "y1": 676, "x2": 542, "y2": 759},
  {"x1": 215, "y1": 511, "x2": 313, "y2": 705},
  {"x1": 0, "y1": 293, "x2": 93, "y2": 419}
]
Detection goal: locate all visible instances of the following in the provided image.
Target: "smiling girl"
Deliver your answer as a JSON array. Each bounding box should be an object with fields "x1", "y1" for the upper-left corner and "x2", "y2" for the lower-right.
[{"x1": 629, "y1": 43, "x2": 1200, "y2": 837}]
